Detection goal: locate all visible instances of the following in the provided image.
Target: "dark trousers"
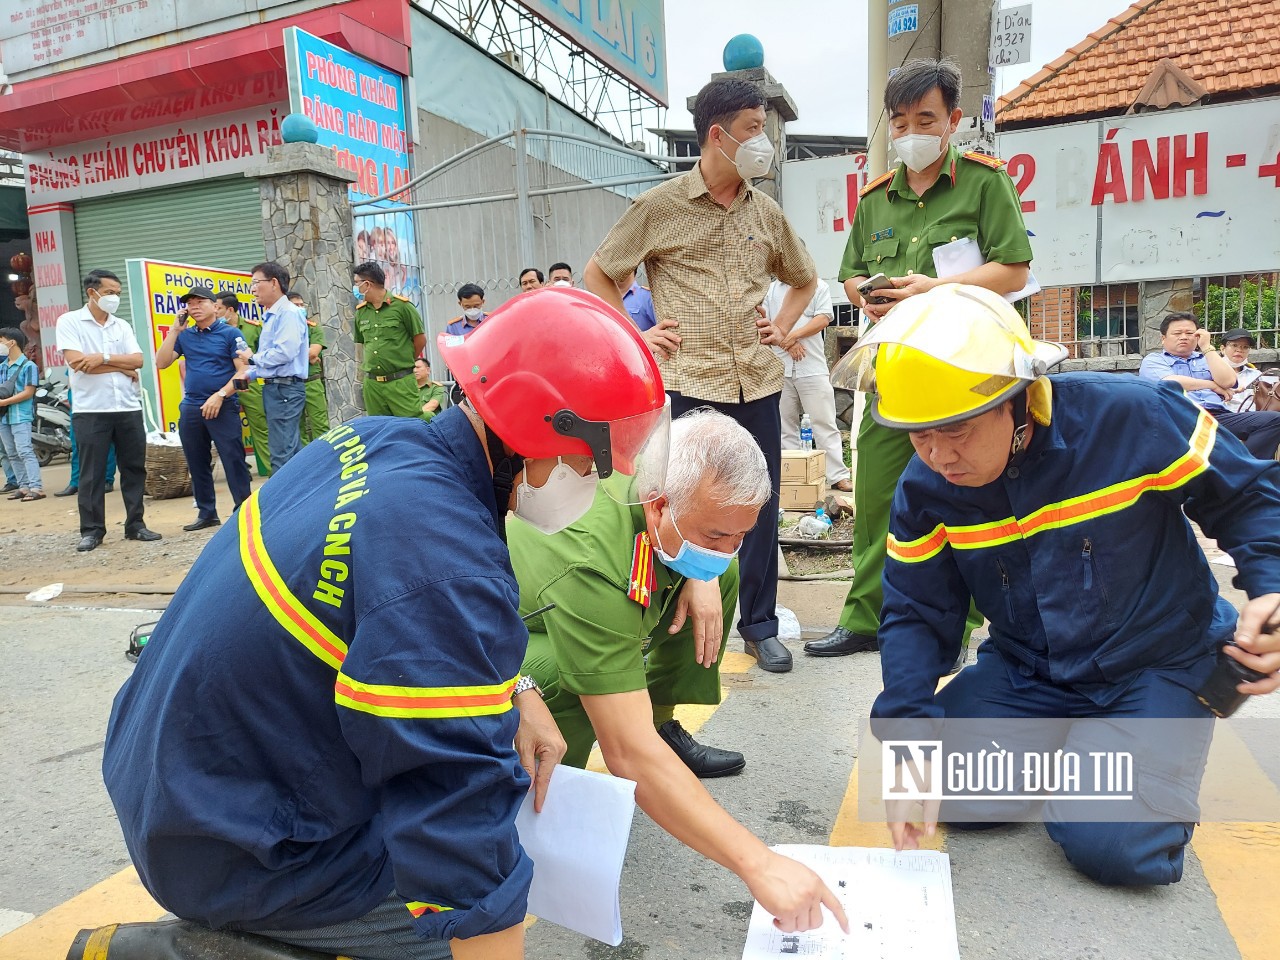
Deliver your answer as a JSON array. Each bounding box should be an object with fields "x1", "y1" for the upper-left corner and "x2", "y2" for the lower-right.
[
  {"x1": 178, "y1": 400, "x2": 253, "y2": 520},
  {"x1": 936, "y1": 644, "x2": 1212, "y2": 886},
  {"x1": 74, "y1": 410, "x2": 147, "y2": 539},
  {"x1": 1212, "y1": 409, "x2": 1280, "y2": 460},
  {"x1": 669, "y1": 391, "x2": 781, "y2": 642}
]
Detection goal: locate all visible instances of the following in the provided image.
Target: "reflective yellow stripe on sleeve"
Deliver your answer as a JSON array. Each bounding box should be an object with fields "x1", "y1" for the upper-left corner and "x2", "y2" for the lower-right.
[
  {"x1": 885, "y1": 409, "x2": 1218, "y2": 563},
  {"x1": 239, "y1": 493, "x2": 517, "y2": 719}
]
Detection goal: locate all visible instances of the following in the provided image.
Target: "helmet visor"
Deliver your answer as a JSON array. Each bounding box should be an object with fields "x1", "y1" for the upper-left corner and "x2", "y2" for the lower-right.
[{"x1": 552, "y1": 396, "x2": 671, "y2": 504}]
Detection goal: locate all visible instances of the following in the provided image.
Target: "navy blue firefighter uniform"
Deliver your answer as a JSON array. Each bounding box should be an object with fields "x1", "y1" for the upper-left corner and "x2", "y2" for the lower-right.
[
  {"x1": 103, "y1": 407, "x2": 533, "y2": 941},
  {"x1": 875, "y1": 374, "x2": 1280, "y2": 884}
]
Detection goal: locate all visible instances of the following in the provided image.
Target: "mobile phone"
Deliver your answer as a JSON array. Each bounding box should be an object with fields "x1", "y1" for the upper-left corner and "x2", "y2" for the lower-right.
[{"x1": 857, "y1": 273, "x2": 895, "y2": 306}]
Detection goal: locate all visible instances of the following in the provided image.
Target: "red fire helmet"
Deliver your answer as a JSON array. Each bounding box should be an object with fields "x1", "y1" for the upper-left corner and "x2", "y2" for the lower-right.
[{"x1": 439, "y1": 287, "x2": 668, "y2": 487}]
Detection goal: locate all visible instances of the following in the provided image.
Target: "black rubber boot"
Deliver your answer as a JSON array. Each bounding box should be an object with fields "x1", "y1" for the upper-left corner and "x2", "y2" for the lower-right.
[{"x1": 67, "y1": 920, "x2": 337, "y2": 960}]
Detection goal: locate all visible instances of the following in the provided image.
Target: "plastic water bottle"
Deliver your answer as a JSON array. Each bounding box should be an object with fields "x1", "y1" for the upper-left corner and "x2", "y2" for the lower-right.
[
  {"x1": 815, "y1": 505, "x2": 833, "y2": 530},
  {"x1": 234, "y1": 336, "x2": 248, "y2": 354},
  {"x1": 799, "y1": 413, "x2": 814, "y2": 451}
]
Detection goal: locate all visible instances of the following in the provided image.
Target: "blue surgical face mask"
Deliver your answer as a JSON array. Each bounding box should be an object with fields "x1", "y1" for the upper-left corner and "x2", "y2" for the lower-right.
[
  {"x1": 653, "y1": 509, "x2": 738, "y2": 581},
  {"x1": 353, "y1": 283, "x2": 365, "y2": 302}
]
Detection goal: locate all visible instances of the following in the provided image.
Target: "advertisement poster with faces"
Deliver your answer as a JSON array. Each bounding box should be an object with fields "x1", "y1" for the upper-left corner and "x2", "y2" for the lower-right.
[{"x1": 285, "y1": 28, "x2": 421, "y2": 304}]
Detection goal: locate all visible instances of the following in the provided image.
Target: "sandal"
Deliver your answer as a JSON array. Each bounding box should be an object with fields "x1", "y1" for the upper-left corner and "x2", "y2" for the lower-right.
[
  {"x1": 21, "y1": 491, "x2": 46, "y2": 501},
  {"x1": 7, "y1": 489, "x2": 28, "y2": 500}
]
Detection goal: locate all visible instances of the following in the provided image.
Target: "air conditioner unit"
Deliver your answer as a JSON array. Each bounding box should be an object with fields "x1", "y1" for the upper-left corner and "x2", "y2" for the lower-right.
[{"x1": 499, "y1": 50, "x2": 524, "y2": 72}]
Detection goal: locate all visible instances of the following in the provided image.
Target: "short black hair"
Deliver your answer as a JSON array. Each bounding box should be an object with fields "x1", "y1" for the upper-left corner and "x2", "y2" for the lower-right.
[
  {"x1": 354, "y1": 261, "x2": 386, "y2": 286},
  {"x1": 0, "y1": 327, "x2": 27, "y2": 351},
  {"x1": 884, "y1": 58, "x2": 963, "y2": 116},
  {"x1": 83, "y1": 268, "x2": 120, "y2": 292},
  {"x1": 1160, "y1": 311, "x2": 1198, "y2": 335},
  {"x1": 548, "y1": 262, "x2": 572, "y2": 276},
  {"x1": 457, "y1": 283, "x2": 485, "y2": 301},
  {"x1": 217, "y1": 292, "x2": 240, "y2": 311},
  {"x1": 288, "y1": 291, "x2": 306, "y2": 304},
  {"x1": 414, "y1": 355, "x2": 430, "y2": 367},
  {"x1": 692, "y1": 77, "x2": 766, "y2": 146},
  {"x1": 251, "y1": 261, "x2": 290, "y2": 291},
  {"x1": 519, "y1": 267, "x2": 544, "y2": 283}
]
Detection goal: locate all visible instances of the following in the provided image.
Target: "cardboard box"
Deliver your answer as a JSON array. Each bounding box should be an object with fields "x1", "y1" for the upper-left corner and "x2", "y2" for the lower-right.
[
  {"x1": 781, "y1": 449, "x2": 826, "y2": 485},
  {"x1": 779, "y1": 480, "x2": 824, "y2": 511}
]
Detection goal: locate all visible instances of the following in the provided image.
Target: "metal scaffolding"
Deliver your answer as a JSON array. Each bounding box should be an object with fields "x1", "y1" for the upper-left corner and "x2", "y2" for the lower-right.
[{"x1": 418, "y1": 0, "x2": 667, "y2": 148}]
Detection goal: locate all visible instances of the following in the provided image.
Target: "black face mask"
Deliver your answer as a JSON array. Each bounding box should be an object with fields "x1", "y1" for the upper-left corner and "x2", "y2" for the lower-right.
[{"x1": 484, "y1": 423, "x2": 524, "y2": 543}]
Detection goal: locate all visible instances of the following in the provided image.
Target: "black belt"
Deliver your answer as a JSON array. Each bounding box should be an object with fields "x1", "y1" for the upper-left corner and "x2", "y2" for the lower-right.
[
  {"x1": 370, "y1": 369, "x2": 413, "y2": 383},
  {"x1": 262, "y1": 376, "x2": 303, "y2": 385},
  {"x1": 305, "y1": 373, "x2": 324, "y2": 382}
]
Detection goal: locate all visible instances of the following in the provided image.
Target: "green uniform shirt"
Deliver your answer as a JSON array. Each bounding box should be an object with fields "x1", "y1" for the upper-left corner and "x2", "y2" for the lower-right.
[
  {"x1": 838, "y1": 145, "x2": 1033, "y2": 283},
  {"x1": 354, "y1": 294, "x2": 424, "y2": 377},
  {"x1": 306, "y1": 319, "x2": 326, "y2": 378},
  {"x1": 509, "y1": 488, "x2": 684, "y2": 697},
  {"x1": 418, "y1": 382, "x2": 445, "y2": 423},
  {"x1": 238, "y1": 319, "x2": 262, "y2": 351}
]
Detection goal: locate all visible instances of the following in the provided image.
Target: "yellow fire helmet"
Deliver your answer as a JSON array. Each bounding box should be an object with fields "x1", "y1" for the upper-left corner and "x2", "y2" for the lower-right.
[{"x1": 829, "y1": 283, "x2": 1068, "y2": 430}]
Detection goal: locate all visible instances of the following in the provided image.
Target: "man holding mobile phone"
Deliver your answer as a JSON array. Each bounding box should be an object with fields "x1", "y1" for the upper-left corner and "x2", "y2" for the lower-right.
[{"x1": 807, "y1": 58, "x2": 1033, "y2": 662}]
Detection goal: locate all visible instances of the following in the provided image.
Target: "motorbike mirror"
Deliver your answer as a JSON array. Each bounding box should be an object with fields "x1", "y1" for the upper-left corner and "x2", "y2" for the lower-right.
[{"x1": 35, "y1": 388, "x2": 47, "y2": 398}]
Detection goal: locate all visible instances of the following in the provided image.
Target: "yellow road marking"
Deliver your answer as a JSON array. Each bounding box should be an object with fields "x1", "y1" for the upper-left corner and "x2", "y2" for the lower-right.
[
  {"x1": 0, "y1": 867, "x2": 164, "y2": 960},
  {"x1": 1192, "y1": 723, "x2": 1280, "y2": 960}
]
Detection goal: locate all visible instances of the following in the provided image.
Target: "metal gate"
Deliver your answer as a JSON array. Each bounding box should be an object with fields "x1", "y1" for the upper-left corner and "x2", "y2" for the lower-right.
[{"x1": 353, "y1": 126, "x2": 691, "y2": 355}]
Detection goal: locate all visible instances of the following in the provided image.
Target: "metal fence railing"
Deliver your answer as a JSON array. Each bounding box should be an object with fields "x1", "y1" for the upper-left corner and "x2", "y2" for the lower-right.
[{"x1": 1024, "y1": 274, "x2": 1280, "y2": 357}]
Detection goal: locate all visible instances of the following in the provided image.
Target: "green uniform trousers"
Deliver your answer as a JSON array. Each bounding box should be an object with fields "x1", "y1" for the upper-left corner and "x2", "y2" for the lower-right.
[
  {"x1": 840, "y1": 404, "x2": 982, "y2": 642},
  {"x1": 299, "y1": 379, "x2": 330, "y2": 445},
  {"x1": 239, "y1": 383, "x2": 271, "y2": 477},
  {"x1": 523, "y1": 563, "x2": 739, "y2": 769},
  {"x1": 362, "y1": 376, "x2": 420, "y2": 418}
]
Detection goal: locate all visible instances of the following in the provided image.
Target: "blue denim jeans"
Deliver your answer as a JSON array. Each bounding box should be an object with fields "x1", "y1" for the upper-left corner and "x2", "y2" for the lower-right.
[
  {"x1": 0, "y1": 420, "x2": 41, "y2": 492},
  {"x1": 263, "y1": 378, "x2": 307, "y2": 471}
]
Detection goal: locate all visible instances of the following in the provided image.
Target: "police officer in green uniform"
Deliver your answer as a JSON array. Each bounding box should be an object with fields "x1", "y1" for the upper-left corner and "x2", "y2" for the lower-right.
[
  {"x1": 805, "y1": 58, "x2": 1033, "y2": 662},
  {"x1": 413, "y1": 356, "x2": 445, "y2": 424},
  {"x1": 353, "y1": 261, "x2": 426, "y2": 417},
  {"x1": 288, "y1": 292, "x2": 330, "y2": 444},
  {"x1": 507, "y1": 409, "x2": 850, "y2": 934},
  {"x1": 215, "y1": 292, "x2": 270, "y2": 477}
]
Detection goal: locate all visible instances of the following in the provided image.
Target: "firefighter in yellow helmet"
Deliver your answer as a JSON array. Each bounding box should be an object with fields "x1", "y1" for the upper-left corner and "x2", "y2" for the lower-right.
[{"x1": 834, "y1": 283, "x2": 1280, "y2": 886}]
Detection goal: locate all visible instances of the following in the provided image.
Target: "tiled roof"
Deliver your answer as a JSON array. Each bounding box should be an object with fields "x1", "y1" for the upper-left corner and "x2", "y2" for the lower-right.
[{"x1": 997, "y1": 0, "x2": 1280, "y2": 125}]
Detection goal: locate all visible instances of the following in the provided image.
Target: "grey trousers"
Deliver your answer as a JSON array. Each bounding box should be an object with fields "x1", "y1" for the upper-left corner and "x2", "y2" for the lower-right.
[{"x1": 248, "y1": 894, "x2": 452, "y2": 960}]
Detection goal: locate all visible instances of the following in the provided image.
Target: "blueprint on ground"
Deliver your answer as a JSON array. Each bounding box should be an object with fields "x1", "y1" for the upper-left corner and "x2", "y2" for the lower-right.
[{"x1": 741, "y1": 845, "x2": 959, "y2": 960}]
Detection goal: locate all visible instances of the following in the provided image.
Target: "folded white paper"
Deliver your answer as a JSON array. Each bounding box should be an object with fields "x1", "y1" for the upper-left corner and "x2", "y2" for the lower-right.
[
  {"x1": 931, "y1": 236, "x2": 1041, "y2": 304},
  {"x1": 741, "y1": 845, "x2": 960, "y2": 960},
  {"x1": 515, "y1": 764, "x2": 638, "y2": 946}
]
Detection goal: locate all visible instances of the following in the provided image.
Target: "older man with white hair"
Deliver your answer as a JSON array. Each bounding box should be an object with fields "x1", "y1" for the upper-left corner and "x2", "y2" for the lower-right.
[{"x1": 508, "y1": 409, "x2": 849, "y2": 932}]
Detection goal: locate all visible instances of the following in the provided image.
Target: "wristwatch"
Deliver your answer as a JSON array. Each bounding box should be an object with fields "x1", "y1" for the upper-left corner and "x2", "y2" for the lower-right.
[
  {"x1": 217, "y1": 389, "x2": 229, "y2": 399},
  {"x1": 103, "y1": 352, "x2": 111, "y2": 364},
  {"x1": 512, "y1": 675, "x2": 543, "y2": 700}
]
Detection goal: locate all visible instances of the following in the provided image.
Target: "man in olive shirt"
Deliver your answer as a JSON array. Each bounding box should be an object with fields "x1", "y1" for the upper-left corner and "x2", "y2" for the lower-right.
[
  {"x1": 585, "y1": 77, "x2": 818, "y2": 674},
  {"x1": 805, "y1": 58, "x2": 1033, "y2": 661},
  {"x1": 509, "y1": 409, "x2": 849, "y2": 932},
  {"x1": 216, "y1": 292, "x2": 270, "y2": 477},
  {"x1": 353, "y1": 261, "x2": 426, "y2": 417},
  {"x1": 288, "y1": 292, "x2": 330, "y2": 444},
  {"x1": 413, "y1": 356, "x2": 445, "y2": 424}
]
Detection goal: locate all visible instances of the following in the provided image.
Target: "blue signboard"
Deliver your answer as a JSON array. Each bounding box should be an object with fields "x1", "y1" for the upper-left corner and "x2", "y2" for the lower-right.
[
  {"x1": 888, "y1": 3, "x2": 919, "y2": 38},
  {"x1": 519, "y1": 0, "x2": 667, "y2": 106},
  {"x1": 285, "y1": 27, "x2": 420, "y2": 302}
]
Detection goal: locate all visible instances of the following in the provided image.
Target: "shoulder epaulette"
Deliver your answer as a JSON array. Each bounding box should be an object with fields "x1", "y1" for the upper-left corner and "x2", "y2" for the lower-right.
[
  {"x1": 306, "y1": 319, "x2": 318, "y2": 327},
  {"x1": 394, "y1": 294, "x2": 411, "y2": 302},
  {"x1": 860, "y1": 170, "x2": 895, "y2": 198},
  {"x1": 962, "y1": 150, "x2": 1006, "y2": 170},
  {"x1": 243, "y1": 318, "x2": 263, "y2": 327}
]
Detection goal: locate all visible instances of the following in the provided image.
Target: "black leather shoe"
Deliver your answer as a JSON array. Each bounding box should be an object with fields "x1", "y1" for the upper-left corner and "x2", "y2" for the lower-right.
[
  {"x1": 125, "y1": 528, "x2": 162, "y2": 542},
  {"x1": 657, "y1": 720, "x2": 746, "y2": 778},
  {"x1": 54, "y1": 484, "x2": 78, "y2": 497},
  {"x1": 76, "y1": 535, "x2": 104, "y2": 552},
  {"x1": 183, "y1": 517, "x2": 221, "y2": 532},
  {"x1": 744, "y1": 636, "x2": 793, "y2": 672},
  {"x1": 804, "y1": 626, "x2": 879, "y2": 657},
  {"x1": 105, "y1": 482, "x2": 115, "y2": 492},
  {"x1": 0, "y1": 481, "x2": 16, "y2": 493}
]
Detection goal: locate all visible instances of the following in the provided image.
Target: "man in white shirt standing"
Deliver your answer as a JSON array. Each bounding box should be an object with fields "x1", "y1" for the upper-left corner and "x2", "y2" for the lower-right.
[
  {"x1": 55, "y1": 268, "x2": 161, "y2": 552},
  {"x1": 762, "y1": 279, "x2": 852, "y2": 492}
]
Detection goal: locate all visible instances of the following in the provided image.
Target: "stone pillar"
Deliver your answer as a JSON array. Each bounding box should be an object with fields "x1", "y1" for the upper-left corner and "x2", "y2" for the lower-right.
[
  {"x1": 1138, "y1": 278, "x2": 1195, "y2": 354},
  {"x1": 687, "y1": 66, "x2": 798, "y2": 205},
  {"x1": 247, "y1": 142, "x2": 361, "y2": 422}
]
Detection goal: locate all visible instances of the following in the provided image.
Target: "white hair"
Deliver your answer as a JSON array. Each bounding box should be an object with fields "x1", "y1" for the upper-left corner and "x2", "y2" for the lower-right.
[{"x1": 665, "y1": 408, "x2": 771, "y2": 517}]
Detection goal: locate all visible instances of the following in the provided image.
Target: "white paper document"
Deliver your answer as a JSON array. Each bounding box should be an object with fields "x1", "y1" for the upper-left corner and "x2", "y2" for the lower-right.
[
  {"x1": 741, "y1": 845, "x2": 959, "y2": 960},
  {"x1": 931, "y1": 235, "x2": 1041, "y2": 304},
  {"x1": 514, "y1": 764, "x2": 637, "y2": 946}
]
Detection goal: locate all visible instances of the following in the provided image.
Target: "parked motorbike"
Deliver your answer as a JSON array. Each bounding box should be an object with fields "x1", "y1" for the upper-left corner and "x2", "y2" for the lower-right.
[{"x1": 32, "y1": 377, "x2": 72, "y2": 467}]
